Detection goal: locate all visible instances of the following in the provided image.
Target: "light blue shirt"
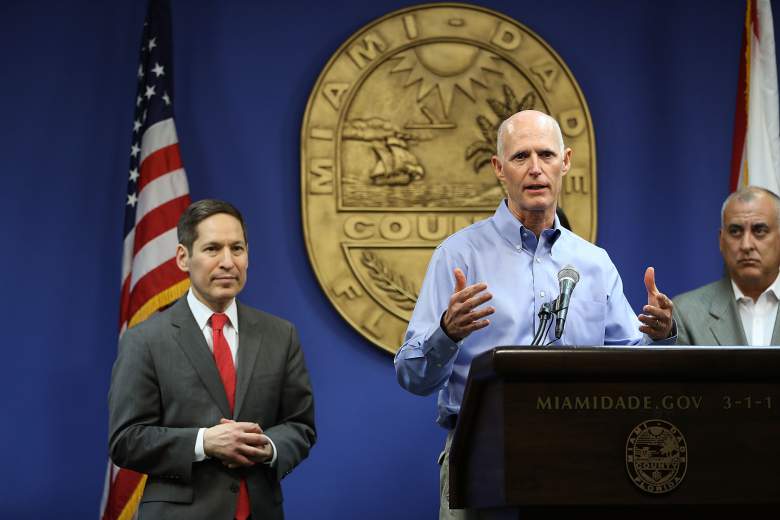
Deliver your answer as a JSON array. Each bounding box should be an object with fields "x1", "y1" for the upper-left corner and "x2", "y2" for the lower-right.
[{"x1": 394, "y1": 200, "x2": 673, "y2": 428}]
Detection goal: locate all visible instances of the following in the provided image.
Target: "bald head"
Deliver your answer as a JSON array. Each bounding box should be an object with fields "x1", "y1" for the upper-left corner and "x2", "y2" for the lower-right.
[
  {"x1": 719, "y1": 186, "x2": 780, "y2": 300},
  {"x1": 490, "y1": 109, "x2": 572, "y2": 235},
  {"x1": 720, "y1": 186, "x2": 780, "y2": 227},
  {"x1": 496, "y1": 110, "x2": 565, "y2": 159}
]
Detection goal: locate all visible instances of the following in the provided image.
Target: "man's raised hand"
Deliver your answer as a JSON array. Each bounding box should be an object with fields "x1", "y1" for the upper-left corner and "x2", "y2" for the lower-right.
[
  {"x1": 638, "y1": 266, "x2": 674, "y2": 340},
  {"x1": 441, "y1": 268, "x2": 495, "y2": 342}
]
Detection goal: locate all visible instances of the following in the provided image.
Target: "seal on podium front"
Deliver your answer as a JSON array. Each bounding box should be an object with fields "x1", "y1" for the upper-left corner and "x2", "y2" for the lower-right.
[{"x1": 626, "y1": 419, "x2": 688, "y2": 494}]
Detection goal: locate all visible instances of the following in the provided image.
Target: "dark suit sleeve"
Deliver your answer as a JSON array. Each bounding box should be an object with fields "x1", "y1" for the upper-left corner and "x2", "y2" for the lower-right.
[
  {"x1": 108, "y1": 326, "x2": 199, "y2": 482},
  {"x1": 263, "y1": 325, "x2": 316, "y2": 481}
]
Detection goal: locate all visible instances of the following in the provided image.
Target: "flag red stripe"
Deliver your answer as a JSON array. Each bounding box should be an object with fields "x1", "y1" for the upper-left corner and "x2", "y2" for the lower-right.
[
  {"x1": 127, "y1": 258, "x2": 188, "y2": 321},
  {"x1": 730, "y1": 4, "x2": 751, "y2": 191},
  {"x1": 133, "y1": 195, "x2": 190, "y2": 255},
  {"x1": 101, "y1": 468, "x2": 144, "y2": 520},
  {"x1": 138, "y1": 143, "x2": 183, "y2": 193}
]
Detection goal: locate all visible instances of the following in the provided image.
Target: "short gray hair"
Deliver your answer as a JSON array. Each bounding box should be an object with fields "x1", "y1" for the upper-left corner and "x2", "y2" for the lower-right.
[
  {"x1": 495, "y1": 111, "x2": 565, "y2": 158},
  {"x1": 720, "y1": 186, "x2": 780, "y2": 227}
]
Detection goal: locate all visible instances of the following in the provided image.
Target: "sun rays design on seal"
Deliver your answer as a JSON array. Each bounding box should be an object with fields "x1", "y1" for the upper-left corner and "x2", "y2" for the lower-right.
[
  {"x1": 389, "y1": 45, "x2": 502, "y2": 118},
  {"x1": 625, "y1": 419, "x2": 688, "y2": 494}
]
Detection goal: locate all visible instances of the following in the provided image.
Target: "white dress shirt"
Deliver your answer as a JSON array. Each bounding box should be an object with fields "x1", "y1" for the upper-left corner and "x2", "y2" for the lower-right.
[
  {"x1": 732, "y1": 273, "x2": 780, "y2": 346},
  {"x1": 186, "y1": 290, "x2": 276, "y2": 465}
]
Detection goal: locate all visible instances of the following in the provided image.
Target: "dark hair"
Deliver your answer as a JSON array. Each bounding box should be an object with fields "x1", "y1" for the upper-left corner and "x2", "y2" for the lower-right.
[{"x1": 177, "y1": 199, "x2": 248, "y2": 253}]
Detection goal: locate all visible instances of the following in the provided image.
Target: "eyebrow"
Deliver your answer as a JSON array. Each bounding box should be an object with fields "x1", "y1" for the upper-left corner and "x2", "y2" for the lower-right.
[{"x1": 201, "y1": 240, "x2": 245, "y2": 247}]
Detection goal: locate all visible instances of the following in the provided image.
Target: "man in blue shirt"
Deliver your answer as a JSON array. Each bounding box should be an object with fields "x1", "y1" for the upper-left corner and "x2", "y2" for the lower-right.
[{"x1": 394, "y1": 110, "x2": 675, "y2": 519}]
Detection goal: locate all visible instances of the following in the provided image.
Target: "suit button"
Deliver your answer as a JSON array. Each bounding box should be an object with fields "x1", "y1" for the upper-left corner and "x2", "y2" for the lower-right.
[{"x1": 230, "y1": 482, "x2": 240, "y2": 493}]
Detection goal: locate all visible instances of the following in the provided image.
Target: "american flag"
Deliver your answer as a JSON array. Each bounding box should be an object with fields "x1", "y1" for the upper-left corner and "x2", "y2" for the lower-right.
[{"x1": 100, "y1": 0, "x2": 190, "y2": 518}]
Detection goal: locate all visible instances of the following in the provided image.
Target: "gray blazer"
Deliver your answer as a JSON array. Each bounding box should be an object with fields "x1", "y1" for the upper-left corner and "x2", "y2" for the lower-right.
[
  {"x1": 109, "y1": 297, "x2": 316, "y2": 520},
  {"x1": 672, "y1": 277, "x2": 780, "y2": 346}
]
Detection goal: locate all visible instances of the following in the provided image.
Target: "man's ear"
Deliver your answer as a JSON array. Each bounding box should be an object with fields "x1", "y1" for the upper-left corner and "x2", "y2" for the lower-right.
[
  {"x1": 491, "y1": 155, "x2": 504, "y2": 183},
  {"x1": 560, "y1": 147, "x2": 573, "y2": 175},
  {"x1": 175, "y1": 243, "x2": 190, "y2": 273}
]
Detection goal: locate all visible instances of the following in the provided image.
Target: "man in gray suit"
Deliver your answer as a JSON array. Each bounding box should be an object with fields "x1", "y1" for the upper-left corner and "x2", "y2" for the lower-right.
[
  {"x1": 673, "y1": 187, "x2": 780, "y2": 346},
  {"x1": 109, "y1": 199, "x2": 316, "y2": 519}
]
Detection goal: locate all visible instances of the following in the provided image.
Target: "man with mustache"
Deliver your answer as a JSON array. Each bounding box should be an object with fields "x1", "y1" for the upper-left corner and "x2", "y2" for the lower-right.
[
  {"x1": 673, "y1": 187, "x2": 780, "y2": 346},
  {"x1": 109, "y1": 199, "x2": 316, "y2": 520},
  {"x1": 395, "y1": 110, "x2": 676, "y2": 519}
]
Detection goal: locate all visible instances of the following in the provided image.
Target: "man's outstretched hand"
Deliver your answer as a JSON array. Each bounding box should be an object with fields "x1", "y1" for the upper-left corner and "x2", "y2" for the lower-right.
[
  {"x1": 441, "y1": 268, "x2": 495, "y2": 342},
  {"x1": 638, "y1": 266, "x2": 674, "y2": 340}
]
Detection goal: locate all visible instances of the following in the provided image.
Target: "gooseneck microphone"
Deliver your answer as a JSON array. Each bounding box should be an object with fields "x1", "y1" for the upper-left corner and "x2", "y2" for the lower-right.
[{"x1": 554, "y1": 265, "x2": 580, "y2": 340}]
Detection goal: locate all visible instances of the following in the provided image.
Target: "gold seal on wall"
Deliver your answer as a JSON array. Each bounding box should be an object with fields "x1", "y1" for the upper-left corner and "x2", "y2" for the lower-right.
[
  {"x1": 626, "y1": 419, "x2": 688, "y2": 494},
  {"x1": 301, "y1": 3, "x2": 596, "y2": 353}
]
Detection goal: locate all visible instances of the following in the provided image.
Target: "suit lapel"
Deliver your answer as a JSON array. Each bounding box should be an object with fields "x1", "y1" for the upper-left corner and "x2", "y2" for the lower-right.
[
  {"x1": 234, "y1": 302, "x2": 263, "y2": 418},
  {"x1": 771, "y1": 307, "x2": 780, "y2": 345},
  {"x1": 169, "y1": 298, "x2": 232, "y2": 418},
  {"x1": 708, "y1": 279, "x2": 748, "y2": 346}
]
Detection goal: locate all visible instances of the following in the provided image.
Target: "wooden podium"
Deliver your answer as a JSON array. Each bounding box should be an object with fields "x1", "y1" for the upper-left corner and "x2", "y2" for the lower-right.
[{"x1": 448, "y1": 347, "x2": 780, "y2": 518}]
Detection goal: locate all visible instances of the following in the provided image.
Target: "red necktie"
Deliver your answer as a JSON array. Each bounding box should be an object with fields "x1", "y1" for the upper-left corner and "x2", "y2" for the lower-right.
[{"x1": 211, "y1": 313, "x2": 251, "y2": 520}]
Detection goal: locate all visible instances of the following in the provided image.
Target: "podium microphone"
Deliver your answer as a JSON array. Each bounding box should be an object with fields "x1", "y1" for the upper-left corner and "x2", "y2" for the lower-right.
[{"x1": 554, "y1": 265, "x2": 580, "y2": 340}]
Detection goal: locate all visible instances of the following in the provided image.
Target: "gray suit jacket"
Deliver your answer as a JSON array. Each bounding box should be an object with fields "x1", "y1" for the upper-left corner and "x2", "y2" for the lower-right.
[
  {"x1": 109, "y1": 297, "x2": 316, "y2": 520},
  {"x1": 672, "y1": 277, "x2": 780, "y2": 346}
]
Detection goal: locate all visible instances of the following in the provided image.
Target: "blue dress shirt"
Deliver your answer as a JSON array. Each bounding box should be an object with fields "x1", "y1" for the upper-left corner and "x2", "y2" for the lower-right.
[{"x1": 395, "y1": 200, "x2": 672, "y2": 428}]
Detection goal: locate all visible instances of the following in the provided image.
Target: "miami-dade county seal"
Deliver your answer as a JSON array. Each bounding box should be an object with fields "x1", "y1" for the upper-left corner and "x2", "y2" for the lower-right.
[
  {"x1": 626, "y1": 419, "x2": 688, "y2": 494},
  {"x1": 301, "y1": 3, "x2": 596, "y2": 353}
]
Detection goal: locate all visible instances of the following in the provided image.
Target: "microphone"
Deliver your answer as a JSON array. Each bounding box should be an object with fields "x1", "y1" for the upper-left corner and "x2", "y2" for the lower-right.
[{"x1": 554, "y1": 265, "x2": 580, "y2": 340}]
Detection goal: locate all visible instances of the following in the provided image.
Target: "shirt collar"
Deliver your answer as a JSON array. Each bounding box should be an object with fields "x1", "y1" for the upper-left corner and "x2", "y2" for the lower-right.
[
  {"x1": 492, "y1": 199, "x2": 562, "y2": 251},
  {"x1": 186, "y1": 289, "x2": 239, "y2": 331},
  {"x1": 731, "y1": 272, "x2": 780, "y2": 304}
]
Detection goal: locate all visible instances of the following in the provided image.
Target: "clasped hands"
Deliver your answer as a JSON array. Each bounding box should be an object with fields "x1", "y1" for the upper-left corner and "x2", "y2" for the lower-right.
[
  {"x1": 203, "y1": 418, "x2": 273, "y2": 469},
  {"x1": 442, "y1": 266, "x2": 674, "y2": 342}
]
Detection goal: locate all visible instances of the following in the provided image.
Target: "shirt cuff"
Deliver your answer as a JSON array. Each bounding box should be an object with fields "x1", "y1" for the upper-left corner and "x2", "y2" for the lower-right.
[
  {"x1": 194, "y1": 427, "x2": 207, "y2": 461},
  {"x1": 423, "y1": 324, "x2": 461, "y2": 367},
  {"x1": 265, "y1": 435, "x2": 277, "y2": 466}
]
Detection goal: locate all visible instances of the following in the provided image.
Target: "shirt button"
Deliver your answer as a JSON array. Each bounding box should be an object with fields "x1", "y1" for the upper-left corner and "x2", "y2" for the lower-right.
[
  {"x1": 540, "y1": 291, "x2": 545, "y2": 298},
  {"x1": 535, "y1": 258, "x2": 541, "y2": 263},
  {"x1": 515, "y1": 245, "x2": 521, "y2": 251},
  {"x1": 230, "y1": 482, "x2": 240, "y2": 493}
]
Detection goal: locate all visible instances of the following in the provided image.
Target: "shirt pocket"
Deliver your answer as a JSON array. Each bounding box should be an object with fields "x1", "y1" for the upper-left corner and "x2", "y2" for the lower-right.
[{"x1": 562, "y1": 298, "x2": 606, "y2": 346}]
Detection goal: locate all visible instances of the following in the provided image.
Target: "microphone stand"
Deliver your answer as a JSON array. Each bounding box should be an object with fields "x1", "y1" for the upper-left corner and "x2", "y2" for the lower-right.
[{"x1": 531, "y1": 302, "x2": 554, "y2": 346}]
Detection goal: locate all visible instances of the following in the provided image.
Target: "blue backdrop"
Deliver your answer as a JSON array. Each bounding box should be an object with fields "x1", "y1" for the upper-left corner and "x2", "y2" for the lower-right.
[{"x1": 0, "y1": 0, "x2": 768, "y2": 518}]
